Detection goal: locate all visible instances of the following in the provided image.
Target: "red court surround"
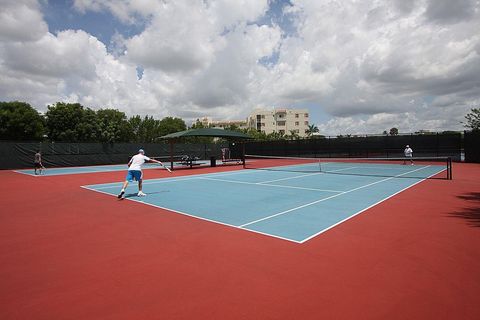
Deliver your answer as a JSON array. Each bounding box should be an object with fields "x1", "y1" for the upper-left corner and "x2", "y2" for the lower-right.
[{"x1": 1, "y1": 163, "x2": 479, "y2": 319}]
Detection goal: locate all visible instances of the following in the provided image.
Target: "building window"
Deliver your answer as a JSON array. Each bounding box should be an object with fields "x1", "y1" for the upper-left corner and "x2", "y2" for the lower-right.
[
  {"x1": 277, "y1": 121, "x2": 286, "y2": 126},
  {"x1": 304, "y1": 113, "x2": 309, "y2": 117},
  {"x1": 295, "y1": 121, "x2": 299, "y2": 126},
  {"x1": 304, "y1": 121, "x2": 309, "y2": 125},
  {"x1": 295, "y1": 114, "x2": 299, "y2": 118},
  {"x1": 261, "y1": 123, "x2": 265, "y2": 126},
  {"x1": 261, "y1": 115, "x2": 265, "y2": 119},
  {"x1": 279, "y1": 130, "x2": 285, "y2": 135}
]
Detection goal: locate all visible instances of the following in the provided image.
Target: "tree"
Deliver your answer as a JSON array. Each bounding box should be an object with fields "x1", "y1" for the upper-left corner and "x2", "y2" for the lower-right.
[
  {"x1": 96, "y1": 109, "x2": 131, "y2": 143},
  {"x1": 225, "y1": 124, "x2": 241, "y2": 132},
  {"x1": 158, "y1": 117, "x2": 186, "y2": 137},
  {"x1": 243, "y1": 128, "x2": 267, "y2": 140},
  {"x1": 382, "y1": 130, "x2": 388, "y2": 135},
  {"x1": 0, "y1": 101, "x2": 45, "y2": 140},
  {"x1": 135, "y1": 116, "x2": 160, "y2": 143},
  {"x1": 45, "y1": 102, "x2": 86, "y2": 141},
  {"x1": 288, "y1": 130, "x2": 300, "y2": 140},
  {"x1": 128, "y1": 115, "x2": 143, "y2": 142},
  {"x1": 266, "y1": 131, "x2": 285, "y2": 140},
  {"x1": 464, "y1": 108, "x2": 480, "y2": 131},
  {"x1": 306, "y1": 124, "x2": 319, "y2": 137},
  {"x1": 187, "y1": 119, "x2": 215, "y2": 143},
  {"x1": 76, "y1": 107, "x2": 101, "y2": 142},
  {"x1": 191, "y1": 119, "x2": 206, "y2": 129},
  {"x1": 389, "y1": 127, "x2": 399, "y2": 135}
]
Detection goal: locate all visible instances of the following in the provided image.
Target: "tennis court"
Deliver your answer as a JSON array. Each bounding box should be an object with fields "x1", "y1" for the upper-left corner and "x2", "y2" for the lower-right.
[
  {"x1": 83, "y1": 156, "x2": 449, "y2": 242},
  {"x1": 2, "y1": 156, "x2": 480, "y2": 320},
  {"x1": 14, "y1": 159, "x2": 223, "y2": 176}
]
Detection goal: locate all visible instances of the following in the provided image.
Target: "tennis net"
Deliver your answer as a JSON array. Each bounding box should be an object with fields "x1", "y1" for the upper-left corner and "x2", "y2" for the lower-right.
[{"x1": 243, "y1": 154, "x2": 452, "y2": 180}]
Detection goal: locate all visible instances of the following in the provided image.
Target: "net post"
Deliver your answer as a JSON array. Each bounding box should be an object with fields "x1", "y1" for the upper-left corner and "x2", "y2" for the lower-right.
[
  {"x1": 242, "y1": 142, "x2": 246, "y2": 168},
  {"x1": 448, "y1": 157, "x2": 452, "y2": 180},
  {"x1": 169, "y1": 140, "x2": 174, "y2": 171}
]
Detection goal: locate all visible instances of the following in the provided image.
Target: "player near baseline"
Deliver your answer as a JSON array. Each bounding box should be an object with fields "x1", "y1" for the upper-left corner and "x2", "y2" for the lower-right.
[
  {"x1": 34, "y1": 150, "x2": 45, "y2": 175},
  {"x1": 118, "y1": 149, "x2": 165, "y2": 199},
  {"x1": 403, "y1": 145, "x2": 414, "y2": 165}
]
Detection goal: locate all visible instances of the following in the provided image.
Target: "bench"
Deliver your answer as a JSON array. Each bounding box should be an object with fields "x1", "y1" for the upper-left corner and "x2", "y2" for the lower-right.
[
  {"x1": 222, "y1": 158, "x2": 243, "y2": 164},
  {"x1": 179, "y1": 156, "x2": 201, "y2": 168}
]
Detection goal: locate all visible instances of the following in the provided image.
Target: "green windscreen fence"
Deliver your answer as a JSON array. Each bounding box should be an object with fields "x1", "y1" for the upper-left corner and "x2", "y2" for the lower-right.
[
  {"x1": 0, "y1": 142, "x2": 228, "y2": 169},
  {"x1": 464, "y1": 131, "x2": 480, "y2": 163},
  {"x1": 2, "y1": 133, "x2": 471, "y2": 169},
  {"x1": 231, "y1": 133, "x2": 462, "y2": 161}
]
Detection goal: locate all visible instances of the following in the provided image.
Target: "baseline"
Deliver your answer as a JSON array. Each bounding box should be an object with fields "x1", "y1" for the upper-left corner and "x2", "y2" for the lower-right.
[{"x1": 80, "y1": 184, "x2": 303, "y2": 244}]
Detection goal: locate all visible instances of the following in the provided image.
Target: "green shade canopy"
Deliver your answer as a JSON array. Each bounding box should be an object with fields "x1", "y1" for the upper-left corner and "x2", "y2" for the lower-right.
[{"x1": 160, "y1": 128, "x2": 252, "y2": 140}]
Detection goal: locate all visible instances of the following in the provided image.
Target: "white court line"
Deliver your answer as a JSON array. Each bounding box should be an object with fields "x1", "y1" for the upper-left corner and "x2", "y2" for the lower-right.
[
  {"x1": 86, "y1": 167, "x2": 294, "y2": 190},
  {"x1": 80, "y1": 185, "x2": 301, "y2": 244},
  {"x1": 323, "y1": 164, "x2": 425, "y2": 171},
  {"x1": 255, "y1": 166, "x2": 358, "y2": 184},
  {"x1": 81, "y1": 164, "x2": 445, "y2": 243},
  {"x1": 239, "y1": 165, "x2": 432, "y2": 228},
  {"x1": 198, "y1": 177, "x2": 343, "y2": 193},
  {"x1": 86, "y1": 171, "x2": 247, "y2": 189},
  {"x1": 257, "y1": 172, "x2": 323, "y2": 184},
  {"x1": 13, "y1": 170, "x2": 41, "y2": 177},
  {"x1": 13, "y1": 161, "x2": 202, "y2": 177},
  {"x1": 299, "y1": 167, "x2": 446, "y2": 243}
]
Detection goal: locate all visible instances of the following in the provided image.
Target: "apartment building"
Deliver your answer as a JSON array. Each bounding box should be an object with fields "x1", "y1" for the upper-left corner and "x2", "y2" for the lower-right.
[
  {"x1": 247, "y1": 108, "x2": 310, "y2": 137},
  {"x1": 198, "y1": 116, "x2": 248, "y2": 129}
]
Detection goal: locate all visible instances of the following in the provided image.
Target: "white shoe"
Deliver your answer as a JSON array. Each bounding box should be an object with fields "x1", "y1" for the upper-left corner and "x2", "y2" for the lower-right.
[
  {"x1": 137, "y1": 191, "x2": 146, "y2": 197},
  {"x1": 117, "y1": 190, "x2": 125, "y2": 199}
]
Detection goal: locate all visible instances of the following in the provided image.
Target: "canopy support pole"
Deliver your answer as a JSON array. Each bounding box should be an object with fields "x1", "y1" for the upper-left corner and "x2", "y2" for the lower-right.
[{"x1": 169, "y1": 140, "x2": 174, "y2": 171}]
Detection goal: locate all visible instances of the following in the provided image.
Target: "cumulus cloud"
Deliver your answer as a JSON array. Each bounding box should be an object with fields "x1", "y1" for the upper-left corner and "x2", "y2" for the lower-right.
[
  {"x1": 184, "y1": 24, "x2": 282, "y2": 108},
  {"x1": 73, "y1": 0, "x2": 162, "y2": 24},
  {"x1": 0, "y1": 0, "x2": 479, "y2": 133},
  {"x1": 0, "y1": 0, "x2": 47, "y2": 42},
  {"x1": 257, "y1": 0, "x2": 480, "y2": 133},
  {"x1": 124, "y1": 1, "x2": 218, "y2": 73},
  {"x1": 424, "y1": 0, "x2": 477, "y2": 24}
]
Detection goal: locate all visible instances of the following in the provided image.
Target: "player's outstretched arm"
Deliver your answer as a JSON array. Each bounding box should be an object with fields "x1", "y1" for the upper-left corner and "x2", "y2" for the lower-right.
[
  {"x1": 150, "y1": 158, "x2": 163, "y2": 165},
  {"x1": 150, "y1": 158, "x2": 172, "y2": 172}
]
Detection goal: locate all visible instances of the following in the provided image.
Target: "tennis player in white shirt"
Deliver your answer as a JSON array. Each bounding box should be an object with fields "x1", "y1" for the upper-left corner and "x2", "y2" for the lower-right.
[
  {"x1": 403, "y1": 145, "x2": 414, "y2": 165},
  {"x1": 118, "y1": 149, "x2": 164, "y2": 199}
]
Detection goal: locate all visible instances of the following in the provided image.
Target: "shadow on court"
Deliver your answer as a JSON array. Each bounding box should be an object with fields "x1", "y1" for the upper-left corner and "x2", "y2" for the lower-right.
[
  {"x1": 122, "y1": 191, "x2": 170, "y2": 199},
  {"x1": 449, "y1": 192, "x2": 480, "y2": 227}
]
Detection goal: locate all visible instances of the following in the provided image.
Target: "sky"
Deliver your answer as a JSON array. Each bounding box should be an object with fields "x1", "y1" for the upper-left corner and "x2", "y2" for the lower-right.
[{"x1": 0, "y1": 0, "x2": 479, "y2": 135}]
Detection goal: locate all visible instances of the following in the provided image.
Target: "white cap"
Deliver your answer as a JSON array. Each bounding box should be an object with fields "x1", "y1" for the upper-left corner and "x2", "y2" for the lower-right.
[
  {"x1": 406, "y1": 145, "x2": 409, "y2": 148},
  {"x1": 138, "y1": 149, "x2": 145, "y2": 154}
]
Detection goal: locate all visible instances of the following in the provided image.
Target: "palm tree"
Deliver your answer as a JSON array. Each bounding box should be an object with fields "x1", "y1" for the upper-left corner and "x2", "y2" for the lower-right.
[
  {"x1": 289, "y1": 130, "x2": 299, "y2": 140},
  {"x1": 306, "y1": 124, "x2": 319, "y2": 137}
]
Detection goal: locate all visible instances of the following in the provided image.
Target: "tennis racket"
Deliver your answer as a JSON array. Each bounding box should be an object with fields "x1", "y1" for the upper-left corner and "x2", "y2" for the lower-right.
[{"x1": 159, "y1": 162, "x2": 172, "y2": 173}]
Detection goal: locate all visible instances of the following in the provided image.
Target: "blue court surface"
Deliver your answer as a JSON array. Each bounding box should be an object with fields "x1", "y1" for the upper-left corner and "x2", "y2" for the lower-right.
[
  {"x1": 82, "y1": 162, "x2": 447, "y2": 243},
  {"x1": 14, "y1": 161, "x2": 217, "y2": 176}
]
